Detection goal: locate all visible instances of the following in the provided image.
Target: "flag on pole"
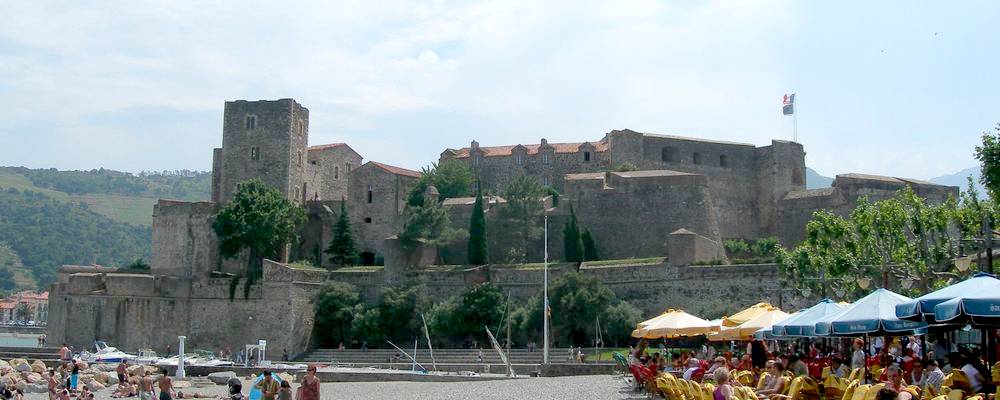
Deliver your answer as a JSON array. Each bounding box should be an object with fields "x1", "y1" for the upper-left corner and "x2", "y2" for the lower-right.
[{"x1": 782, "y1": 93, "x2": 795, "y2": 115}]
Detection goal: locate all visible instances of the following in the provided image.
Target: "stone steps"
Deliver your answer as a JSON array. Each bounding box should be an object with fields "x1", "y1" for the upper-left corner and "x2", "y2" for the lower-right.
[{"x1": 295, "y1": 348, "x2": 577, "y2": 365}]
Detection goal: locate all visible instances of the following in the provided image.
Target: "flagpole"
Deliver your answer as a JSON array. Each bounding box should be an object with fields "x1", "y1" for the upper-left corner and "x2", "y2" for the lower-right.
[
  {"x1": 793, "y1": 93, "x2": 799, "y2": 143},
  {"x1": 543, "y1": 215, "x2": 550, "y2": 365}
]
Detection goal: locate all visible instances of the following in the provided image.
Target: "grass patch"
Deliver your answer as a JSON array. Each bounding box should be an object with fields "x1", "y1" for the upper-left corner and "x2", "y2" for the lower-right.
[
  {"x1": 334, "y1": 266, "x2": 384, "y2": 272},
  {"x1": 288, "y1": 262, "x2": 326, "y2": 271},
  {"x1": 72, "y1": 193, "x2": 157, "y2": 225},
  {"x1": 583, "y1": 257, "x2": 665, "y2": 267},
  {"x1": 0, "y1": 169, "x2": 70, "y2": 200}
]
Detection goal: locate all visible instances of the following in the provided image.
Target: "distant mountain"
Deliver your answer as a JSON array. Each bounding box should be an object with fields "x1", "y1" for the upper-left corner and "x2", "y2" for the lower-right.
[
  {"x1": 930, "y1": 167, "x2": 983, "y2": 193},
  {"x1": 806, "y1": 167, "x2": 834, "y2": 189}
]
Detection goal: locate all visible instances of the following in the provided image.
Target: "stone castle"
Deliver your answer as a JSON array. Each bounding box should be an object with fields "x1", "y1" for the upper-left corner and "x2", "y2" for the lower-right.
[{"x1": 47, "y1": 98, "x2": 957, "y2": 356}]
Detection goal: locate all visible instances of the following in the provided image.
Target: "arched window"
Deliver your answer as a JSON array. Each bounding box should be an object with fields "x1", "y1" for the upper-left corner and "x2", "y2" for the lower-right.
[
  {"x1": 719, "y1": 155, "x2": 729, "y2": 167},
  {"x1": 661, "y1": 146, "x2": 678, "y2": 162},
  {"x1": 335, "y1": 166, "x2": 340, "y2": 180},
  {"x1": 367, "y1": 185, "x2": 373, "y2": 203},
  {"x1": 693, "y1": 152, "x2": 702, "y2": 165},
  {"x1": 245, "y1": 115, "x2": 256, "y2": 130}
]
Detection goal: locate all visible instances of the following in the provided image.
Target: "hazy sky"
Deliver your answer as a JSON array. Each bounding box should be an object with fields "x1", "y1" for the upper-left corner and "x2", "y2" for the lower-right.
[{"x1": 1, "y1": 1, "x2": 996, "y2": 179}]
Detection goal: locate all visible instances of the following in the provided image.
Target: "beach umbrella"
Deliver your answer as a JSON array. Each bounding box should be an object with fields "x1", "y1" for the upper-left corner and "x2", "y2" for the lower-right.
[
  {"x1": 774, "y1": 299, "x2": 846, "y2": 337},
  {"x1": 895, "y1": 273, "x2": 1000, "y2": 324},
  {"x1": 248, "y1": 373, "x2": 284, "y2": 400},
  {"x1": 721, "y1": 302, "x2": 773, "y2": 327},
  {"x1": 735, "y1": 307, "x2": 791, "y2": 338},
  {"x1": 631, "y1": 309, "x2": 714, "y2": 339},
  {"x1": 753, "y1": 310, "x2": 802, "y2": 340},
  {"x1": 816, "y1": 288, "x2": 927, "y2": 336},
  {"x1": 932, "y1": 275, "x2": 1000, "y2": 326}
]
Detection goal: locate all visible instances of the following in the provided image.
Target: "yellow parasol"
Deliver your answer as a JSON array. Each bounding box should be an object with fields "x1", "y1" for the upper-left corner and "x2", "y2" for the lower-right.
[
  {"x1": 631, "y1": 309, "x2": 714, "y2": 339},
  {"x1": 721, "y1": 302, "x2": 773, "y2": 327},
  {"x1": 735, "y1": 306, "x2": 791, "y2": 338}
]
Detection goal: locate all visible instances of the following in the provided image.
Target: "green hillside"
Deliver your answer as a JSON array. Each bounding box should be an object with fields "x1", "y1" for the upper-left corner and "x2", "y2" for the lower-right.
[
  {"x1": 0, "y1": 167, "x2": 209, "y2": 226},
  {"x1": 0, "y1": 244, "x2": 35, "y2": 292},
  {"x1": 0, "y1": 187, "x2": 152, "y2": 290}
]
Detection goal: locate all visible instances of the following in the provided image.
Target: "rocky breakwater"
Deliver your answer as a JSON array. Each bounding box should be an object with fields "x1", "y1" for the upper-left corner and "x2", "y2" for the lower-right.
[{"x1": 0, "y1": 358, "x2": 160, "y2": 394}]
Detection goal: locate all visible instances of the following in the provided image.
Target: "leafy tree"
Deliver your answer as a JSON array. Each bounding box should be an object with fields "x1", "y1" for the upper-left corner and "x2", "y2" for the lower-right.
[
  {"x1": 494, "y1": 175, "x2": 544, "y2": 263},
  {"x1": 325, "y1": 202, "x2": 358, "y2": 269},
  {"x1": 602, "y1": 300, "x2": 643, "y2": 347},
  {"x1": 777, "y1": 186, "x2": 967, "y2": 298},
  {"x1": 123, "y1": 258, "x2": 150, "y2": 271},
  {"x1": 0, "y1": 268, "x2": 15, "y2": 291},
  {"x1": 467, "y1": 191, "x2": 489, "y2": 265},
  {"x1": 212, "y1": 179, "x2": 306, "y2": 298},
  {"x1": 406, "y1": 161, "x2": 473, "y2": 207},
  {"x1": 399, "y1": 194, "x2": 463, "y2": 252},
  {"x1": 375, "y1": 281, "x2": 431, "y2": 343},
  {"x1": 313, "y1": 282, "x2": 361, "y2": 347},
  {"x1": 975, "y1": 123, "x2": 1000, "y2": 198},
  {"x1": 549, "y1": 272, "x2": 616, "y2": 346},
  {"x1": 563, "y1": 205, "x2": 583, "y2": 263},
  {"x1": 429, "y1": 283, "x2": 505, "y2": 344},
  {"x1": 581, "y1": 228, "x2": 599, "y2": 261}
]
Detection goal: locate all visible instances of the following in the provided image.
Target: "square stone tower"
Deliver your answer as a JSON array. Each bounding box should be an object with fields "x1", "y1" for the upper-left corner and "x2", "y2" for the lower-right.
[{"x1": 213, "y1": 99, "x2": 310, "y2": 204}]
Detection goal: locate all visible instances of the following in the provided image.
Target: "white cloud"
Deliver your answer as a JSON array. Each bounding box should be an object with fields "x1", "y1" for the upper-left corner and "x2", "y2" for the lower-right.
[{"x1": 0, "y1": 0, "x2": 991, "y2": 178}]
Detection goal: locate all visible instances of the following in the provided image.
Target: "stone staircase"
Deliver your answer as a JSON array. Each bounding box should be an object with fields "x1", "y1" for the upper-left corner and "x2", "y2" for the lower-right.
[{"x1": 0, "y1": 346, "x2": 62, "y2": 366}]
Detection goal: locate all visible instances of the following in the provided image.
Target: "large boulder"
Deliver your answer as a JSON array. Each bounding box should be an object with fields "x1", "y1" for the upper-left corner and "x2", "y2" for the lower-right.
[
  {"x1": 94, "y1": 371, "x2": 109, "y2": 384},
  {"x1": 107, "y1": 374, "x2": 120, "y2": 386},
  {"x1": 25, "y1": 383, "x2": 49, "y2": 394},
  {"x1": 0, "y1": 359, "x2": 11, "y2": 371},
  {"x1": 207, "y1": 371, "x2": 236, "y2": 385},
  {"x1": 97, "y1": 364, "x2": 118, "y2": 372},
  {"x1": 126, "y1": 365, "x2": 144, "y2": 376},
  {"x1": 9, "y1": 359, "x2": 30, "y2": 373},
  {"x1": 30, "y1": 360, "x2": 47, "y2": 374},
  {"x1": 24, "y1": 372, "x2": 42, "y2": 384},
  {"x1": 85, "y1": 380, "x2": 105, "y2": 391},
  {"x1": 75, "y1": 361, "x2": 89, "y2": 371}
]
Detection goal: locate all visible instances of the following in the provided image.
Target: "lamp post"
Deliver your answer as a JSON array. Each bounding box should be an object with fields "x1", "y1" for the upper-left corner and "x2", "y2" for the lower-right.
[{"x1": 543, "y1": 215, "x2": 550, "y2": 365}]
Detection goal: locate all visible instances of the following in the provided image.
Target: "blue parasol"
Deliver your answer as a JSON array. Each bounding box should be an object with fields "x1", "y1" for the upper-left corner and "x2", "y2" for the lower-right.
[
  {"x1": 815, "y1": 288, "x2": 927, "y2": 336},
  {"x1": 773, "y1": 299, "x2": 845, "y2": 337},
  {"x1": 895, "y1": 273, "x2": 1000, "y2": 323},
  {"x1": 932, "y1": 275, "x2": 1000, "y2": 326},
  {"x1": 248, "y1": 373, "x2": 284, "y2": 400}
]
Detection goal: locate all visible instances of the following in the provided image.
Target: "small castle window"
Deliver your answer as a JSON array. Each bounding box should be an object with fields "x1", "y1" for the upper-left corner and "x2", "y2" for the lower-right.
[
  {"x1": 297, "y1": 150, "x2": 303, "y2": 167},
  {"x1": 367, "y1": 185, "x2": 373, "y2": 203},
  {"x1": 515, "y1": 154, "x2": 523, "y2": 165},
  {"x1": 693, "y1": 152, "x2": 702, "y2": 165},
  {"x1": 364, "y1": 217, "x2": 372, "y2": 223},
  {"x1": 542, "y1": 153, "x2": 550, "y2": 165},
  {"x1": 661, "y1": 147, "x2": 678, "y2": 162},
  {"x1": 543, "y1": 176, "x2": 550, "y2": 186},
  {"x1": 345, "y1": 162, "x2": 352, "y2": 172},
  {"x1": 245, "y1": 115, "x2": 256, "y2": 130},
  {"x1": 250, "y1": 146, "x2": 260, "y2": 161},
  {"x1": 719, "y1": 155, "x2": 729, "y2": 167},
  {"x1": 583, "y1": 151, "x2": 591, "y2": 162},
  {"x1": 334, "y1": 166, "x2": 340, "y2": 180},
  {"x1": 472, "y1": 155, "x2": 480, "y2": 167}
]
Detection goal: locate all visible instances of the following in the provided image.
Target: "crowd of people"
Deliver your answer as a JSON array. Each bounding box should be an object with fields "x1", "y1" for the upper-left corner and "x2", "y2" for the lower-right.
[{"x1": 629, "y1": 335, "x2": 996, "y2": 400}]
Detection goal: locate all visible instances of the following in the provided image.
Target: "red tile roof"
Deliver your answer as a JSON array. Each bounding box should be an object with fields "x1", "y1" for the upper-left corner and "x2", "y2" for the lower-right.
[
  {"x1": 370, "y1": 161, "x2": 422, "y2": 178},
  {"x1": 448, "y1": 140, "x2": 609, "y2": 159}
]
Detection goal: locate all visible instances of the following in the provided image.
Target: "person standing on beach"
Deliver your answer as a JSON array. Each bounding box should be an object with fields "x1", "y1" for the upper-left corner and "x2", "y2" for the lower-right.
[
  {"x1": 297, "y1": 365, "x2": 319, "y2": 400},
  {"x1": 254, "y1": 372, "x2": 279, "y2": 400},
  {"x1": 158, "y1": 374, "x2": 173, "y2": 400},
  {"x1": 138, "y1": 370, "x2": 154, "y2": 400},
  {"x1": 47, "y1": 371, "x2": 59, "y2": 400},
  {"x1": 116, "y1": 360, "x2": 128, "y2": 389},
  {"x1": 58, "y1": 344, "x2": 71, "y2": 363}
]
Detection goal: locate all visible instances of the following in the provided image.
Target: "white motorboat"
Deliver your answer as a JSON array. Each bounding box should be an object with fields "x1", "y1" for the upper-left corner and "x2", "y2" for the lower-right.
[{"x1": 78, "y1": 341, "x2": 138, "y2": 364}]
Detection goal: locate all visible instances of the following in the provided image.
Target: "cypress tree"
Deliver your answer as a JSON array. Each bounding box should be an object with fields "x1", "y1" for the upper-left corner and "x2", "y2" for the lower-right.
[
  {"x1": 326, "y1": 201, "x2": 358, "y2": 268},
  {"x1": 467, "y1": 190, "x2": 489, "y2": 265},
  {"x1": 581, "y1": 228, "x2": 598, "y2": 261},
  {"x1": 563, "y1": 205, "x2": 583, "y2": 262}
]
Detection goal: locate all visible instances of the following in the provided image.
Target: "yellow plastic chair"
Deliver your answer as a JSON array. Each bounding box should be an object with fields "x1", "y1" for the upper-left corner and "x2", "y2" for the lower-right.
[
  {"x1": 772, "y1": 376, "x2": 804, "y2": 400},
  {"x1": 840, "y1": 380, "x2": 859, "y2": 400},
  {"x1": 863, "y1": 383, "x2": 885, "y2": 400},
  {"x1": 850, "y1": 384, "x2": 872, "y2": 400},
  {"x1": 945, "y1": 389, "x2": 963, "y2": 400},
  {"x1": 847, "y1": 368, "x2": 862, "y2": 382},
  {"x1": 926, "y1": 395, "x2": 947, "y2": 400},
  {"x1": 965, "y1": 396, "x2": 982, "y2": 400},
  {"x1": 737, "y1": 385, "x2": 756, "y2": 400},
  {"x1": 993, "y1": 361, "x2": 1000, "y2": 385},
  {"x1": 702, "y1": 382, "x2": 716, "y2": 400},
  {"x1": 758, "y1": 372, "x2": 772, "y2": 390}
]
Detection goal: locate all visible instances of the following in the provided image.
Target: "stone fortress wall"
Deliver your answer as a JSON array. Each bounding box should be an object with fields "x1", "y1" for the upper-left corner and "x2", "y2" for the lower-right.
[{"x1": 47, "y1": 97, "x2": 960, "y2": 357}]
